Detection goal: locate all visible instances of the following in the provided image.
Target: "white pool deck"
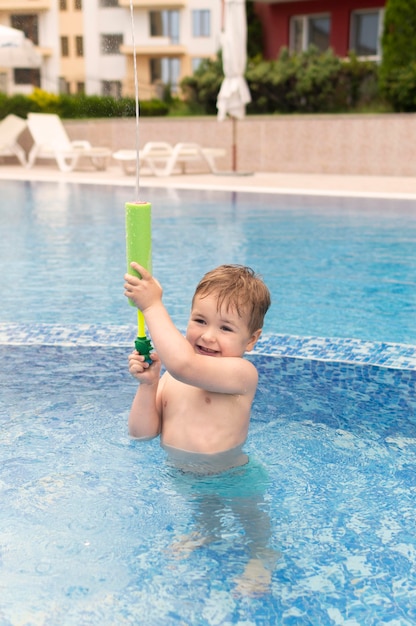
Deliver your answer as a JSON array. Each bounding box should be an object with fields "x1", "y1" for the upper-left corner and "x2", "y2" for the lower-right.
[{"x1": 1, "y1": 161, "x2": 416, "y2": 199}]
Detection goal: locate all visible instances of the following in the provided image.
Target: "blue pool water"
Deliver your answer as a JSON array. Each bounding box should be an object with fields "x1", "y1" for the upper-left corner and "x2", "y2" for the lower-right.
[
  {"x1": 1, "y1": 180, "x2": 416, "y2": 624},
  {"x1": 1, "y1": 345, "x2": 415, "y2": 624},
  {"x1": 1, "y1": 180, "x2": 415, "y2": 343}
]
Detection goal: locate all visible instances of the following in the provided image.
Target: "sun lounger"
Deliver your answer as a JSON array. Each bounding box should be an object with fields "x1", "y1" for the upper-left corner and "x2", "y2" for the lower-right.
[
  {"x1": 26, "y1": 113, "x2": 112, "y2": 172},
  {"x1": 113, "y1": 142, "x2": 225, "y2": 176},
  {"x1": 0, "y1": 114, "x2": 27, "y2": 166}
]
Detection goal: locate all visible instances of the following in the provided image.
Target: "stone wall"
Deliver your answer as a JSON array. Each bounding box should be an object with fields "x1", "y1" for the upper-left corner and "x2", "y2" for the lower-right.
[{"x1": 55, "y1": 114, "x2": 416, "y2": 176}]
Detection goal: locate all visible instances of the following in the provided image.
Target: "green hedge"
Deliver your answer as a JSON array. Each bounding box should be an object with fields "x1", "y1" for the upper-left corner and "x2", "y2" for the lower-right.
[
  {"x1": 247, "y1": 48, "x2": 379, "y2": 113},
  {"x1": 0, "y1": 89, "x2": 169, "y2": 120},
  {"x1": 181, "y1": 47, "x2": 380, "y2": 115},
  {"x1": 180, "y1": 56, "x2": 224, "y2": 115}
]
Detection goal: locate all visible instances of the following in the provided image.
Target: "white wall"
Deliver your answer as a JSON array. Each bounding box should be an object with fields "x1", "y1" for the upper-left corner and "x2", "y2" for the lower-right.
[
  {"x1": 38, "y1": 3, "x2": 60, "y2": 93},
  {"x1": 83, "y1": 3, "x2": 128, "y2": 94}
]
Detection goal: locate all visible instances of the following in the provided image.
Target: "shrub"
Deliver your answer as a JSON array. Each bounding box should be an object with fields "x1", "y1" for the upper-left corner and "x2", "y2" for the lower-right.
[
  {"x1": 380, "y1": 0, "x2": 416, "y2": 111},
  {"x1": 246, "y1": 47, "x2": 379, "y2": 114},
  {"x1": 0, "y1": 93, "x2": 35, "y2": 118},
  {"x1": 380, "y1": 63, "x2": 416, "y2": 112},
  {"x1": 28, "y1": 88, "x2": 61, "y2": 114},
  {"x1": 139, "y1": 99, "x2": 169, "y2": 117},
  {"x1": 180, "y1": 56, "x2": 224, "y2": 115},
  {"x1": 179, "y1": 47, "x2": 380, "y2": 115},
  {"x1": 0, "y1": 90, "x2": 169, "y2": 119}
]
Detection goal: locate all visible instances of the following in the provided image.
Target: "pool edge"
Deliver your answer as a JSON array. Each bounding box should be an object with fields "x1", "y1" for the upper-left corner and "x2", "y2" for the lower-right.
[{"x1": 1, "y1": 323, "x2": 415, "y2": 371}]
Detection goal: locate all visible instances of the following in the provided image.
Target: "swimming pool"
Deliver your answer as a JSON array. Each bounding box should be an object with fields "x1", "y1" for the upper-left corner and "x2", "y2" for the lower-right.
[
  {"x1": 1, "y1": 180, "x2": 416, "y2": 624},
  {"x1": 1, "y1": 180, "x2": 416, "y2": 344}
]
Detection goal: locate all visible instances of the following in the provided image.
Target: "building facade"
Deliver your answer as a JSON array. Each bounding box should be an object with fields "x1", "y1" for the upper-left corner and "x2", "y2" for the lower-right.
[
  {"x1": 0, "y1": 0, "x2": 221, "y2": 98},
  {"x1": 0, "y1": 0, "x2": 57, "y2": 95},
  {"x1": 254, "y1": 0, "x2": 386, "y2": 62},
  {"x1": 0, "y1": 0, "x2": 387, "y2": 98}
]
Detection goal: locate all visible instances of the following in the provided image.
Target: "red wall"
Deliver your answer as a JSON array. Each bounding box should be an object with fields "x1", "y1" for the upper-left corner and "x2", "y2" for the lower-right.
[{"x1": 254, "y1": 0, "x2": 385, "y2": 59}]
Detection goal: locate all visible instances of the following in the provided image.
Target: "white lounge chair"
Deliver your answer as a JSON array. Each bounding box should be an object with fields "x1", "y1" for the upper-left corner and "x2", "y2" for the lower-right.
[
  {"x1": 0, "y1": 114, "x2": 27, "y2": 166},
  {"x1": 26, "y1": 113, "x2": 112, "y2": 172},
  {"x1": 113, "y1": 141, "x2": 225, "y2": 176}
]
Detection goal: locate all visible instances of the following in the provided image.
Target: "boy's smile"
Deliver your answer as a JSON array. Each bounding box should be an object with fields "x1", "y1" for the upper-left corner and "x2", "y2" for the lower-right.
[{"x1": 196, "y1": 344, "x2": 219, "y2": 356}]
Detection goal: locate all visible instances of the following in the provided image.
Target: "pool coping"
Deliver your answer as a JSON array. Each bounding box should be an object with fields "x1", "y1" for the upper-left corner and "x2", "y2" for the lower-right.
[
  {"x1": 1, "y1": 323, "x2": 415, "y2": 371},
  {"x1": 2, "y1": 164, "x2": 416, "y2": 200}
]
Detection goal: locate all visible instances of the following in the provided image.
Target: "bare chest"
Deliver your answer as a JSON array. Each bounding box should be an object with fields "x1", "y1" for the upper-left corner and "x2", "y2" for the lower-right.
[{"x1": 160, "y1": 375, "x2": 251, "y2": 452}]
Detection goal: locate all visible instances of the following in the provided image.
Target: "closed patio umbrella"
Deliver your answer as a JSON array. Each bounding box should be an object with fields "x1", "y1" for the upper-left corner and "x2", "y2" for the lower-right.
[
  {"x1": 0, "y1": 25, "x2": 41, "y2": 68},
  {"x1": 216, "y1": 0, "x2": 251, "y2": 171}
]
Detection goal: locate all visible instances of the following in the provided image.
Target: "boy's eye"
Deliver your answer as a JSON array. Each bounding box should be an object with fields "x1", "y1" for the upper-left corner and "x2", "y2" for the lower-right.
[
  {"x1": 221, "y1": 325, "x2": 233, "y2": 332},
  {"x1": 194, "y1": 317, "x2": 205, "y2": 324}
]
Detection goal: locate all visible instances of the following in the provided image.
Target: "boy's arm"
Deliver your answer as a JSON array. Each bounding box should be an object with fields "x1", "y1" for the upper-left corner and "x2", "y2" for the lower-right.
[
  {"x1": 145, "y1": 303, "x2": 257, "y2": 394},
  {"x1": 128, "y1": 381, "x2": 161, "y2": 439},
  {"x1": 124, "y1": 266, "x2": 258, "y2": 395},
  {"x1": 128, "y1": 350, "x2": 163, "y2": 439}
]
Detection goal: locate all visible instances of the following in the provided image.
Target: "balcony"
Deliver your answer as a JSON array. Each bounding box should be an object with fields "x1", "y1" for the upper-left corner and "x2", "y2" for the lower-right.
[
  {"x1": 119, "y1": 0, "x2": 186, "y2": 8},
  {"x1": 37, "y1": 45, "x2": 53, "y2": 57},
  {"x1": 0, "y1": 0, "x2": 51, "y2": 9},
  {"x1": 121, "y1": 42, "x2": 187, "y2": 57}
]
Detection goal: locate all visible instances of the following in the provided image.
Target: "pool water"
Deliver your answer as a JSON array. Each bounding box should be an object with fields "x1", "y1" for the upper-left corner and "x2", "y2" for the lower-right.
[
  {"x1": 1, "y1": 345, "x2": 415, "y2": 624},
  {"x1": 1, "y1": 180, "x2": 415, "y2": 344},
  {"x1": 1, "y1": 180, "x2": 416, "y2": 624}
]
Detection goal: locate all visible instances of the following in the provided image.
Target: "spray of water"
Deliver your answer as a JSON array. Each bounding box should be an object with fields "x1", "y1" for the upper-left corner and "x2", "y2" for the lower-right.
[{"x1": 129, "y1": 1, "x2": 140, "y2": 202}]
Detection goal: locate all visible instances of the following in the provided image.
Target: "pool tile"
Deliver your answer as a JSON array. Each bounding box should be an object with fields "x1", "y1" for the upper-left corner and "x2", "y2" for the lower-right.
[{"x1": 0, "y1": 323, "x2": 415, "y2": 371}]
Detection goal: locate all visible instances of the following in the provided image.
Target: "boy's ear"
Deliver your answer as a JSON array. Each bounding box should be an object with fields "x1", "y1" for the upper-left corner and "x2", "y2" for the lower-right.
[{"x1": 246, "y1": 329, "x2": 262, "y2": 352}]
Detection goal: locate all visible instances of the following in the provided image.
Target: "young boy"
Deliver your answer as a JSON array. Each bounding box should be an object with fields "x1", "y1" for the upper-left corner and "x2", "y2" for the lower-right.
[
  {"x1": 124, "y1": 263, "x2": 271, "y2": 463},
  {"x1": 124, "y1": 263, "x2": 275, "y2": 595}
]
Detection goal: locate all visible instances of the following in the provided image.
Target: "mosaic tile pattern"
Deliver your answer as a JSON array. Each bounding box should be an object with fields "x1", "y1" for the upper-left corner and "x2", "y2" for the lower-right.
[{"x1": 1, "y1": 322, "x2": 415, "y2": 371}]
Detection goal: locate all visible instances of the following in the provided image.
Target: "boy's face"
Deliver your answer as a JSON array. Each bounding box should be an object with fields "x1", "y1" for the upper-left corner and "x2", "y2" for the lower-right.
[{"x1": 186, "y1": 294, "x2": 261, "y2": 358}]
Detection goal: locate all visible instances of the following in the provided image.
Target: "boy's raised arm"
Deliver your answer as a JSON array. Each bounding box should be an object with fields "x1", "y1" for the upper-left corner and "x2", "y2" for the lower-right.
[{"x1": 124, "y1": 263, "x2": 257, "y2": 395}]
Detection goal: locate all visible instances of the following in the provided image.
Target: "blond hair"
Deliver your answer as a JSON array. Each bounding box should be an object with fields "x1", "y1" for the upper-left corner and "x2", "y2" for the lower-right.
[{"x1": 192, "y1": 265, "x2": 271, "y2": 334}]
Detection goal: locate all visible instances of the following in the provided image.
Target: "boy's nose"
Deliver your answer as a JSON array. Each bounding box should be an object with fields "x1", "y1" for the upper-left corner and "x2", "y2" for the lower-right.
[{"x1": 201, "y1": 328, "x2": 216, "y2": 343}]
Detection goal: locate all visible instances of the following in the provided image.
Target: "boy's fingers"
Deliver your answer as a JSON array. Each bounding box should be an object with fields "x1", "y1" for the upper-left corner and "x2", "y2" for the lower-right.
[{"x1": 130, "y1": 262, "x2": 151, "y2": 279}]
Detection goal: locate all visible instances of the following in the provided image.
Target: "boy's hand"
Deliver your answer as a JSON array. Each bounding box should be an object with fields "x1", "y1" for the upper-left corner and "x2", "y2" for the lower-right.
[
  {"x1": 128, "y1": 350, "x2": 161, "y2": 384},
  {"x1": 124, "y1": 262, "x2": 163, "y2": 311}
]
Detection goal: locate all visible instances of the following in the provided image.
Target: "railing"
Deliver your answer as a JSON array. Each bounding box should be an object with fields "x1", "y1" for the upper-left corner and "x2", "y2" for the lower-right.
[{"x1": 119, "y1": 0, "x2": 186, "y2": 8}]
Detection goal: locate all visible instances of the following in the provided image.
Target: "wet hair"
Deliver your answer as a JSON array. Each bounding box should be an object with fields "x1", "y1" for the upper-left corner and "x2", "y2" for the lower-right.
[{"x1": 192, "y1": 264, "x2": 271, "y2": 335}]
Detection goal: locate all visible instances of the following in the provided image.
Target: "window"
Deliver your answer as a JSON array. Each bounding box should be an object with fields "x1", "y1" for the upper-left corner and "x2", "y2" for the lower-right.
[
  {"x1": 102, "y1": 80, "x2": 122, "y2": 98},
  {"x1": 61, "y1": 36, "x2": 69, "y2": 57},
  {"x1": 0, "y1": 73, "x2": 7, "y2": 94},
  {"x1": 150, "y1": 57, "x2": 180, "y2": 92},
  {"x1": 192, "y1": 57, "x2": 203, "y2": 72},
  {"x1": 192, "y1": 10, "x2": 210, "y2": 37},
  {"x1": 101, "y1": 34, "x2": 123, "y2": 54},
  {"x1": 150, "y1": 11, "x2": 179, "y2": 44},
  {"x1": 14, "y1": 68, "x2": 40, "y2": 87},
  {"x1": 350, "y1": 10, "x2": 383, "y2": 57},
  {"x1": 11, "y1": 14, "x2": 39, "y2": 45},
  {"x1": 74, "y1": 0, "x2": 82, "y2": 9},
  {"x1": 59, "y1": 77, "x2": 70, "y2": 93},
  {"x1": 60, "y1": 0, "x2": 67, "y2": 9},
  {"x1": 77, "y1": 82, "x2": 85, "y2": 94},
  {"x1": 290, "y1": 14, "x2": 330, "y2": 53},
  {"x1": 100, "y1": 0, "x2": 119, "y2": 6},
  {"x1": 75, "y1": 36, "x2": 84, "y2": 57}
]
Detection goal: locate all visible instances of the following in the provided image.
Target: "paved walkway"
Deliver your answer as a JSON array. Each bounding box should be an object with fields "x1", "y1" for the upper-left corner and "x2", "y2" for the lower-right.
[{"x1": 1, "y1": 162, "x2": 416, "y2": 199}]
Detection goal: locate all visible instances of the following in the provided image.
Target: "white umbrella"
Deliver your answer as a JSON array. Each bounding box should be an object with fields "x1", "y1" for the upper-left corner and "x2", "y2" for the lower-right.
[
  {"x1": 216, "y1": 0, "x2": 251, "y2": 171},
  {"x1": 0, "y1": 25, "x2": 41, "y2": 68},
  {"x1": 0, "y1": 25, "x2": 24, "y2": 46}
]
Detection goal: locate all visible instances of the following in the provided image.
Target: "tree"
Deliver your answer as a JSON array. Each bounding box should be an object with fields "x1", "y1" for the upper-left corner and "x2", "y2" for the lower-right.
[
  {"x1": 246, "y1": 1, "x2": 263, "y2": 60},
  {"x1": 380, "y1": 0, "x2": 416, "y2": 111}
]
